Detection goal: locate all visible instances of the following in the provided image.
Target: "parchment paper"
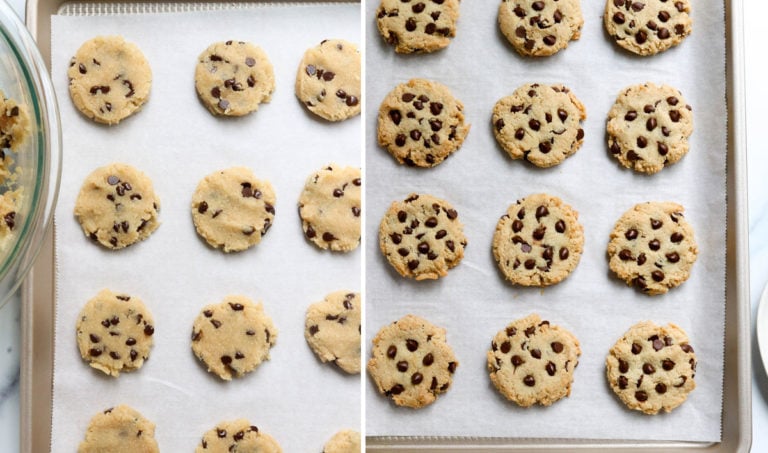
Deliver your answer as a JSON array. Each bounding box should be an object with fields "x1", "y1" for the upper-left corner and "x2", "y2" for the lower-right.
[{"x1": 365, "y1": 0, "x2": 726, "y2": 442}]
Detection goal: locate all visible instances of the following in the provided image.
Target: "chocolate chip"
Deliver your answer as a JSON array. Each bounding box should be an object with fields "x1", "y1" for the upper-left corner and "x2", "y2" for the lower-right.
[
  {"x1": 514, "y1": 128, "x2": 525, "y2": 140},
  {"x1": 635, "y1": 30, "x2": 648, "y2": 44},
  {"x1": 448, "y1": 361, "x2": 458, "y2": 373},
  {"x1": 539, "y1": 141, "x2": 552, "y2": 154},
  {"x1": 649, "y1": 239, "x2": 661, "y2": 251},
  {"x1": 530, "y1": 349, "x2": 542, "y2": 359},
  {"x1": 412, "y1": 2, "x2": 425, "y2": 12},
  {"x1": 637, "y1": 253, "x2": 647, "y2": 265},
  {"x1": 322, "y1": 232, "x2": 337, "y2": 242},
  {"x1": 658, "y1": 27, "x2": 670, "y2": 39},
  {"x1": 625, "y1": 229, "x2": 638, "y2": 240},
  {"x1": 619, "y1": 249, "x2": 633, "y2": 261},
  {"x1": 559, "y1": 248, "x2": 569, "y2": 260},
  {"x1": 662, "y1": 359, "x2": 676, "y2": 371},
  {"x1": 543, "y1": 35, "x2": 557, "y2": 46},
  {"x1": 652, "y1": 270, "x2": 665, "y2": 282},
  {"x1": 619, "y1": 359, "x2": 629, "y2": 373},
  {"x1": 632, "y1": 342, "x2": 642, "y2": 354},
  {"x1": 411, "y1": 372, "x2": 424, "y2": 385},
  {"x1": 625, "y1": 111, "x2": 638, "y2": 121},
  {"x1": 670, "y1": 232, "x2": 684, "y2": 243},
  {"x1": 529, "y1": 119, "x2": 540, "y2": 131},
  {"x1": 669, "y1": 110, "x2": 681, "y2": 122},
  {"x1": 405, "y1": 17, "x2": 417, "y2": 31},
  {"x1": 643, "y1": 363, "x2": 656, "y2": 374},
  {"x1": 546, "y1": 361, "x2": 556, "y2": 376},
  {"x1": 512, "y1": 355, "x2": 524, "y2": 367},
  {"x1": 635, "y1": 391, "x2": 648, "y2": 402},
  {"x1": 126, "y1": 337, "x2": 136, "y2": 346},
  {"x1": 618, "y1": 375, "x2": 628, "y2": 389},
  {"x1": 389, "y1": 384, "x2": 405, "y2": 396},
  {"x1": 523, "y1": 375, "x2": 536, "y2": 387},
  {"x1": 514, "y1": 5, "x2": 526, "y2": 17},
  {"x1": 406, "y1": 339, "x2": 419, "y2": 352},
  {"x1": 396, "y1": 361, "x2": 409, "y2": 372}
]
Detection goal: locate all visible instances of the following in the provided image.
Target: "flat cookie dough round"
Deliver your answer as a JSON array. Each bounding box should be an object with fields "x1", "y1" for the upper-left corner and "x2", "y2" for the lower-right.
[
  {"x1": 67, "y1": 36, "x2": 151, "y2": 125},
  {"x1": 298, "y1": 164, "x2": 361, "y2": 252},
  {"x1": 76, "y1": 289, "x2": 155, "y2": 377},
  {"x1": 498, "y1": 0, "x2": 584, "y2": 57},
  {"x1": 607, "y1": 82, "x2": 693, "y2": 174},
  {"x1": 295, "y1": 39, "x2": 361, "y2": 121},
  {"x1": 487, "y1": 314, "x2": 581, "y2": 407},
  {"x1": 606, "y1": 320, "x2": 697, "y2": 414},
  {"x1": 604, "y1": 0, "x2": 692, "y2": 56},
  {"x1": 377, "y1": 78, "x2": 470, "y2": 168},
  {"x1": 78, "y1": 405, "x2": 159, "y2": 453},
  {"x1": 323, "y1": 430, "x2": 361, "y2": 453},
  {"x1": 191, "y1": 295, "x2": 277, "y2": 381},
  {"x1": 493, "y1": 193, "x2": 584, "y2": 286},
  {"x1": 375, "y1": 0, "x2": 461, "y2": 53},
  {"x1": 367, "y1": 314, "x2": 459, "y2": 408},
  {"x1": 74, "y1": 163, "x2": 161, "y2": 250},
  {"x1": 196, "y1": 420, "x2": 282, "y2": 453},
  {"x1": 607, "y1": 201, "x2": 697, "y2": 295},
  {"x1": 305, "y1": 291, "x2": 361, "y2": 374},
  {"x1": 0, "y1": 90, "x2": 30, "y2": 150},
  {"x1": 492, "y1": 83, "x2": 586, "y2": 168},
  {"x1": 191, "y1": 167, "x2": 276, "y2": 253},
  {"x1": 195, "y1": 40, "x2": 275, "y2": 117},
  {"x1": 379, "y1": 193, "x2": 467, "y2": 280}
]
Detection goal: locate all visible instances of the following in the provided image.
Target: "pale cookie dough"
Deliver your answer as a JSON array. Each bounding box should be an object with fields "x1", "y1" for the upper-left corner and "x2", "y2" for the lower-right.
[
  {"x1": 195, "y1": 40, "x2": 275, "y2": 116},
  {"x1": 295, "y1": 39, "x2": 361, "y2": 121},
  {"x1": 604, "y1": 0, "x2": 692, "y2": 56},
  {"x1": 0, "y1": 190, "x2": 21, "y2": 247},
  {"x1": 606, "y1": 320, "x2": 697, "y2": 414},
  {"x1": 78, "y1": 405, "x2": 159, "y2": 453},
  {"x1": 498, "y1": 0, "x2": 584, "y2": 57},
  {"x1": 376, "y1": 0, "x2": 461, "y2": 53},
  {"x1": 298, "y1": 164, "x2": 361, "y2": 252},
  {"x1": 0, "y1": 90, "x2": 30, "y2": 150},
  {"x1": 492, "y1": 83, "x2": 586, "y2": 168},
  {"x1": 67, "y1": 36, "x2": 151, "y2": 125},
  {"x1": 191, "y1": 295, "x2": 277, "y2": 381},
  {"x1": 305, "y1": 291, "x2": 361, "y2": 374},
  {"x1": 323, "y1": 430, "x2": 361, "y2": 453},
  {"x1": 368, "y1": 314, "x2": 458, "y2": 408},
  {"x1": 196, "y1": 420, "x2": 282, "y2": 453},
  {"x1": 191, "y1": 167, "x2": 276, "y2": 253},
  {"x1": 74, "y1": 163, "x2": 161, "y2": 250},
  {"x1": 607, "y1": 201, "x2": 698, "y2": 295}
]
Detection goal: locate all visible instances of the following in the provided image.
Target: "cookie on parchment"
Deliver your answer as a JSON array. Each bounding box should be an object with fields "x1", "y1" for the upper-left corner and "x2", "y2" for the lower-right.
[
  {"x1": 323, "y1": 430, "x2": 361, "y2": 453},
  {"x1": 295, "y1": 39, "x2": 361, "y2": 121},
  {"x1": 67, "y1": 36, "x2": 151, "y2": 125},
  {"x1": 195, "y1": 420, "x2": 282, "y2": 453},
  {"x1": 607, "y1": 201, "x2": 697, "y2": 295},
  {"x1": 379, "y1": 193, "x2": 467, "y2": 280},
  {"x1": 298, "y1": 164, "x2": 361, "y2": 252},
  {"x1": 305, "y1": 291, "x2": 362, "y2": 374},
  {"x1": 498, "y1": 0, "x2": 584, "y2": 57},
  {"x1": 604, "y1": 0, "x2": 692, "y2": 56},
  {"x1": 606, "y1": 320, "x2": 697, "y2": 414},
  {"x1": 0, "y1": 90, "x2": 29, "y2": 150},
  {"x1": 492, "y1": 83, "x2": 586, "y2": 168},
  {"x1": 78, "y1": 405, "x2": 159, "y2": 453},
  {"x1": 368, "y1": 314, "x2": 459, "y2": 408},
  {"x1": 607, "y1": 83, "x2": 693, "y2": 174},
  {"x1": 375, "y1": 0, "x2": 461, "y2": 53}
]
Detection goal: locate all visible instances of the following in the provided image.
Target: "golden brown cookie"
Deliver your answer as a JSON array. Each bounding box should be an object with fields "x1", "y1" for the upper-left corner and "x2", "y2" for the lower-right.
[
  {"x1": 498, "y1": 0, "x2": 584, "y2": 57},
  {"x1": 375, "y1": 0, "x2": 461, "y2": 53},
  {"x1": 604, "y1": 0, "x2": 692, "y2": 56}
]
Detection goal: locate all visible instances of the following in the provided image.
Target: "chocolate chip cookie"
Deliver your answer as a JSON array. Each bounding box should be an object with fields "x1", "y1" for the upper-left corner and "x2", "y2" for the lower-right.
[
  {"x1": 305, "y1": 291, "x2": 361, "y2": 374},
  {"x1": 295, "y1": 39, "x2": 360, "y2": 121},
  {"x1": 498, "y1": 0, "x2": 584, "y2": 57},
  {"x1": 78, "y1": 405, "x2": 159, "y2": 453},
  {"x1": 604, "y1": 0, "x2": 692, "y2": 56},
  {"x1": 196, "y1": 420, "x2": 282, "y2": 453},
  {"x1": 0, "y1": 90, "x2": 29, "y2": 150},
  {"x1": 375, "y1": 0, "x2": 461, "y2": 53},
  {"x1": 323, "y1": 430, "x2": 361, "y2": 453}
]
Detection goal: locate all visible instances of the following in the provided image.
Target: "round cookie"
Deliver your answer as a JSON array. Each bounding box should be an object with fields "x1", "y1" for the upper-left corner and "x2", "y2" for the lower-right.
[
  {"x1": 67, "y1": 36, "x2": 151, "y2": 125},
  {"x1": 191, "y1": 167, "x2": 276, "y2": 253},
  {"x1": 607, "y1": 82, "x2": 693, "y2": 174},
  {"x1": 378, "y1": 193, "x2": 467, "y2": 280},
  {"x1": 78, "y1": 405, "x2": 159, "y2": 453},
  {"x1": 377, "y1": 78, "x2": 470, "y2": 168},
  {"x1": 367, "y1": 314, "x2": 459, "y2": 408},
  {"x1": 298, "y1": 164, "x2": 361, "y2": 252},
  {"x1": 76, "y1": 289, "x2": 156, "y2": 377},
  {"x1": 323, "y1": 430, "x2": 361, "y2": 453},
  {"x1": 305, "y1": 291, "x2": 362, "y2": 374},
  {"x1": 295, "y1": 39, "x2": 361, "y2": 122},
  {"x1": 498, "y1": 0, "x2": 584, "y2": 57},
  {"x1": 487, "y1": 314, "x2": 580, "y2": 407},
  {"x1": 375, "y1": 0, "x2": 461, "y2": 53},
  {"x1": 492, "y1": 83, "x2": 586, "y2": 168},
  {"x1": 607, "y1": 201, "x2": 698, "y2": 295},
  {"x1": 606, "y1": 320, "x2": 697, "y2": 414},
  {"x1": 195, "y1": 40, "x2": 275, "y2": 117},
  {"x1": 191, "y1": 295, "x2": 277, "y2": 381},
  {"x1": 74, "y1": 163, "x2": 161, "y2": 250},
  {"x1": 0, "y1": 90, "x2": 29, "y2": 150},
  {"x1": 492, "y1": 193, "x2": 584, "y2": 286},
  {"x1": 604, "y1": 0, "x2": 692, "y2": 56},
  {"x1": 195, "y1": 420, "x2": 282, "y2": 453}
]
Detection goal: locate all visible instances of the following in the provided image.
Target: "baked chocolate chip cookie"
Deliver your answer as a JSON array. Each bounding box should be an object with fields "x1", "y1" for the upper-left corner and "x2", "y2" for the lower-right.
[
  {"x1": 498, "y1": 0, "x2": 584, "y2": 57},
  {"x1": 604, "y1": 0, "x2": 692, "y2": 56},
  {"x1": 376, "y1": 0, "x2": 461, "y2": 53}
]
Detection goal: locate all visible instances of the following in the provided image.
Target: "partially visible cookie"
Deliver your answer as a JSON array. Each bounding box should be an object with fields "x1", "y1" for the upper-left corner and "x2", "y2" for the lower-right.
[
  {"x1": 195, "y1": 420, "x2": 282, "y2": 453},
  {"x1": 191, "y1": 295, "x2": 277, "y2": 381},
  {"x1": 0, "y1": 90, "x2": 29, "y2": 150},
  {"x1": 377, "y1": 78, "x2": 470, "y2": 168},
  {"x1": 295, "y1": 39, "x2": 361, "y2": 121},
  {"x1": 378, "y1": 193, "x2": 467, "y2": 280},
  {"x1": 492, "y1": 83, "x2": 586, "y2": 168},
  {"x1": 305, "y1": 291, "x2": 362, "y2": 374},
  {"x1": 74, "y1": 163, "x2": 161, "y2": 250},
  {"x1": 78, "y1": 405, "x2": 159, "y2": 453},
  {"x1": 67, "y1": 36, "x2": 152, "y2": 125},
  {"x1": 367, "y1": 314, "x2": 458, "y2": 408},
  {"x1": 298, "y1": 164, "x2": 361, "y2": 252},
  {"x1": 606, "y1": 320, "x2": 697, "y2": 414},
  {"x1": 498, "y1": 0, "x2": 584, "y2": 57},
  {"x1": 604, "y1": 0, "x2": 692, "y2": 56},
  {"x1": 375, "y1": 0, "x2": 461, "y2": 53},
  {"x1": 607, "y1": 201, "x2": 698, "y2": 295},
  {"x1": 323, "y1": 430, "x2": 361, "y2": 453}
]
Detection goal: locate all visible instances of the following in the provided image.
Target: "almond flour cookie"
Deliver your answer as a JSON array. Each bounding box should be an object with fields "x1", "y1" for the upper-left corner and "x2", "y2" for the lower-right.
[
  {"x1": 377, "y1": 78, "x2": 470, "y2": 168},
  {"x1": 607, "y1": 83, "x2": 693, "y2": 174},
  {"x1": 298, "y1": 165, "x2": 361, "y2": 252},
  {"x1": 604, "y1": 0, "x2": 692, "y2": 56},
  {"x1": 607, "y1": 201, "x2": 697, "y2": 295},
  {"x1": 323, "y1": 430, "x2": 361, "y2": 453},
  {"x1": 305, "y1": 291, "x2": 361, "y2": 374},
  {"x1": 493, "y1": 193, "x2": 584, "y2": 286},
  {"x1": 67, "y1": 36, "x2": 151, "y2": 125},
  {"x1": 0, "y1": 91, "x2": 29, "y2": 150},
  {"x1": 191, "y1": 167, "x2": 276, "y2": 253},
  {"x1": 606, "y1": 320, "x2": 697, "y2": 414},
  {"x1": 195, "y1": 40, "x2": 275, "y2": 117},
  {"x1": 498, "y1": 0, "x2": 584, "y2": 57},
  {"x1": 295, "y1": 39, "x2": 360, "y2": 122},
  {"x1": 492, "y1": 83, "x2": 586, "y2": 168},
  {"x1": 487, "y1": 314, "x2": 580, "y2": 407},
  {"x1": 368, "y1": 314, "x2": 458, "y2": 408},
  {"x1": 379, "y1": 193, "x2": 467, "y2": 280},
  {"x1": 74, "y1": 163, "x2": 161, "y2": 250},
  {"x1": 191, "y1": 295, "x2": 277, "y2": 381},
  {"x1": 78, "y1": 405, "x2": 159, "y2": 453},
  {"x1": 375, "y1": 0, "x2": 461, "y2": 53},
  {"x1": 196, "y1": 420, "x2": 282, "y2": 453}
]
